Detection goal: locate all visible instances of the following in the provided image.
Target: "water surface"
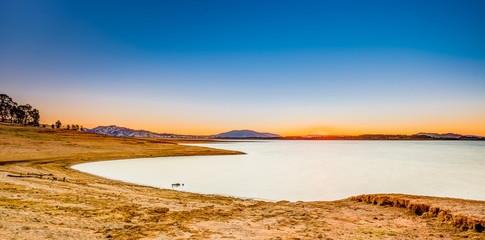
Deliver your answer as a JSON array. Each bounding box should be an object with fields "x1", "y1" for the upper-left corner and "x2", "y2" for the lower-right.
[{"x1": 72, "y1": 140, "x2": 485, "y2": 201}]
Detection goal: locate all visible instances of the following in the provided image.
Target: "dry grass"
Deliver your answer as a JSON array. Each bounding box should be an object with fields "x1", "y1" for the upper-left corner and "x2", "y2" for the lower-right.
[{"x1": 0, "y1": 123, "x2": 483, "y2": 239}]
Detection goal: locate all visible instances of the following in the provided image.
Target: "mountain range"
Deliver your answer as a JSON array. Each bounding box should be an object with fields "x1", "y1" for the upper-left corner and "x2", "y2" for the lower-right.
[
  {"x1": 84, "y1": 125, "x2": 281, "y2": 139},
  {"x1": 84, "y1": 125, "x2": 206, "y2": 139},
  {"x1": 84, "y1": 125, "x2": 483, "y2": 140}
]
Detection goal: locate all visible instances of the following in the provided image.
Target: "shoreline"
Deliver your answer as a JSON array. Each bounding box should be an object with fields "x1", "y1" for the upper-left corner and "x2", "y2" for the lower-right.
[
  {"x1": 72, "y1": 140, "x2": 485, "y2": 203},
  {"x1": 1, "y1": 124, "x2": 484, "y2": 239},
  {"x1": 72, "y1": 162, "x2": 280, "y2": 204}
]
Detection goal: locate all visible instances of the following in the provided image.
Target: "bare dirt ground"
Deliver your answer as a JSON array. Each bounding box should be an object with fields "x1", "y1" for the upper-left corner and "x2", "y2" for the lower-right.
[{"x1": 0, "y1": 123, "x2": 483, "y2": 239}]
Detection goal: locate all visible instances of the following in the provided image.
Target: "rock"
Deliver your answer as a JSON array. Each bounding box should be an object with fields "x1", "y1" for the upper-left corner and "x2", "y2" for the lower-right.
[{"x1": 106, "y1": 232, "x2": 112, "y2": 238}]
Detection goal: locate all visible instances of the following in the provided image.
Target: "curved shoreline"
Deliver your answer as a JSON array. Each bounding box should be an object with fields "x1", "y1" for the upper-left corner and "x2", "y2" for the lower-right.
[
  {"x1": 0, "y1": 124, "x2": 484, "y2": 239},
  {"x1": 71, "y1": 157, "x2": 282, "y2": 203},
  {"x1": 71, "y1": 151, "x2": 485, "y2": 234},
  {"x1": 72, "y1": 140, "x2": 485, "y2": 203}
]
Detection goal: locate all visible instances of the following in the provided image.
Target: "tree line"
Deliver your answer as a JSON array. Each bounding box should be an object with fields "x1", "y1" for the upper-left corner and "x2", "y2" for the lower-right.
[
  {"x1": 50, "y1": 120, "x2": 84, "y2": 131},
  {"x1": 1, "y1": 93, "x2": 84, "y2": 131},
  {"x1": 0, "y1": 93, "x2": 40, "y2": 126}
]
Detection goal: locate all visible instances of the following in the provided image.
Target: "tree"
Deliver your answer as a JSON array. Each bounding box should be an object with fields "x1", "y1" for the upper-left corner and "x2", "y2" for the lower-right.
[
  {"x1": 55, "y1": 120, "x2": 62, "y2": 129},
  {"x1": 80, "y1": 126, "x2": 84, "y2": 131},
  {"x1": 71, "y1": 124, "x2": 76, "y2": 130},
  {"x1": 51, "y1": 124, "x2": 55, "y2": 129},
  {"x1": 1, "y1": 94, "x2": 41, "y2": 126},
  {"x1": 0, "y1": 94, "x2": 16, "y2": 122},
  {"x1": 17, "y1": 104, "x2": 32, "y2": 125},
  {"x1": 10, "y1": 106, "x2": 25, "y2": 124},
  {"x1": 29, "y1": 108, "x2": 40, "y2": 126},
  {"x1": 66, "y1": 125, "x2": 70, "y2": 130},
  {"x1": 75, "y1": 124, "x2": 79, "y2": 131},
  {"x1": 9, "y1": 106, "x2": 18, "y2": 123}
]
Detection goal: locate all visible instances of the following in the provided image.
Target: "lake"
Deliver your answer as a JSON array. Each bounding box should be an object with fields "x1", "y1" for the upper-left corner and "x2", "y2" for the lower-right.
[{"x1": 72, "y1": 140, "x2": 485, "y2": 202}]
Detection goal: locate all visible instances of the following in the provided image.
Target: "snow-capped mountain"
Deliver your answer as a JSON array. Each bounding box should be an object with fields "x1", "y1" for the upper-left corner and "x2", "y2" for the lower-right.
[
  {"x1": 85, "y1": 125, "x2": 159, "y2": 137},
  {"x1": 84, "y1": 125, "x2": 193, "y2": 138}
]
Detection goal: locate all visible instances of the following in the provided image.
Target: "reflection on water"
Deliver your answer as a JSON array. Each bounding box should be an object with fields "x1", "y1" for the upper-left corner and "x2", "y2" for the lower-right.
[{"x1": 72, "y1": 140, "x2": 485, "y2": 201}]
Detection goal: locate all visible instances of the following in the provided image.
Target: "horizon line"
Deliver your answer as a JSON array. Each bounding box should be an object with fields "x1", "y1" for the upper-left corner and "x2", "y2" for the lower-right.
[{"x1": 76, "y1": 124, "x2": 484, "y2": 138}]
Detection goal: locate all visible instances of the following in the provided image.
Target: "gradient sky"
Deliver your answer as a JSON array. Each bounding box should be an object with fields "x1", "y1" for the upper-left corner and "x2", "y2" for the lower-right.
[{"x1": 1, "y1": 0, "x2": 484, "y2": 136}]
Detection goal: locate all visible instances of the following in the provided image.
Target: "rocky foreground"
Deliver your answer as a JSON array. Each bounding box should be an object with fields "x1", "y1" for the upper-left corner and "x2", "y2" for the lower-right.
[{"x1": 0, "y1": 123, "x2": 483, "y2": 239}]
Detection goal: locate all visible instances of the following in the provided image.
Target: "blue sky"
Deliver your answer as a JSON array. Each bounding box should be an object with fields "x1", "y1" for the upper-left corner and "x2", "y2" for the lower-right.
[{"x1": 1, "y1": 0, "x2": 484, "y2": 135}]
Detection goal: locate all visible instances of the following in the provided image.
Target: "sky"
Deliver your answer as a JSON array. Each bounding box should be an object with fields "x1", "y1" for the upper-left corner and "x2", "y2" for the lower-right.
[{"x1": 1, "y1": 0, "x2": 484, "y2": 136}]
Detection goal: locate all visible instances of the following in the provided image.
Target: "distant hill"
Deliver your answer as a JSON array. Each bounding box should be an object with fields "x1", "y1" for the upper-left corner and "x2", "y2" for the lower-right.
[
  {"x1": 214, "y1": 130, "x2": 281, "y2": 139},
  {"x1": 86, "y1": 125, "x2": 159, "y2": 138},
  {"x1": 415, "y1": 132, "x2": 484, "y2": 139},
  {"x1": 84, "y1": 125, "x2": 205, "y2": 139},
  {"x1": 83, "y1": 126, "x2": 483, "y2": 140},
  {"x1": 84, "y1": 126, "x2": 281, "y2": 139},
  {"x1": 285, "y1": 132, "x2": 484, "y2": 140}
]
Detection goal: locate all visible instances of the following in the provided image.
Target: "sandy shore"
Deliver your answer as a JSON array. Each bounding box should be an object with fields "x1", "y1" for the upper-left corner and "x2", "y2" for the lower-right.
[{"x1": 0, "y1": 123, "x2": 483, "y2": 239}]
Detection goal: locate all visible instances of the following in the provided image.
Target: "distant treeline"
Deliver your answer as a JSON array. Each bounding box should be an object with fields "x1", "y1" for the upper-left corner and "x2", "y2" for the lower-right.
[
  {"x1": 0, "y1": 93, "x2": 84, "y2": 131},
  {"x1": 0, "y1": 93, "x2": 40, "y2": 126},
  {"x1": 283, "y1": 134, "x2": 483, "y2": 140},
  {"x1": 50, "y1": 120, "x2": 84, "y2": 131}
]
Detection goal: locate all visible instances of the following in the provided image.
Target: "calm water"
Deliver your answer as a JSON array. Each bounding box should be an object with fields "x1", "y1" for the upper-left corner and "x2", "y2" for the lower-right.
[{"x1": 72, "y1": 140, "x2": 485, "y2": 202}]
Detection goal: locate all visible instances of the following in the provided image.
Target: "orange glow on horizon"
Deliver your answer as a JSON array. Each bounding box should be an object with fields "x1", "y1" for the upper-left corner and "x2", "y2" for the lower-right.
[
  {"x1": 35, "y1": 95, "x2": 485, "y2": 137},
  {"x1": 39, "y1": 113, "x2": 485, "y2": 137}
]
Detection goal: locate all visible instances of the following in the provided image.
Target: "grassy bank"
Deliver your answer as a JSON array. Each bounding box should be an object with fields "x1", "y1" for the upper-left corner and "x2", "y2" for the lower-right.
[{"x1": 0, "y1": 123, "x2": 483, "y2": 239}]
